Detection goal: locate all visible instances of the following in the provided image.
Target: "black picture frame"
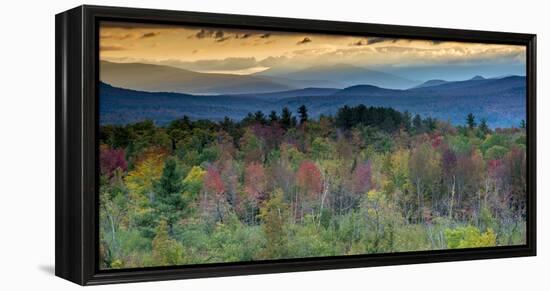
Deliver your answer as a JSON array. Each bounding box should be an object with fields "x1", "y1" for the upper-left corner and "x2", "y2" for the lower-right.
[{"x1": 55, "y1": 4, "x2": 537, "y2": 286}]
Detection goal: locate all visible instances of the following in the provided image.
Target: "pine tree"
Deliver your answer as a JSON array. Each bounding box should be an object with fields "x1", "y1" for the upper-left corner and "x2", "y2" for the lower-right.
[
  {"x1": 402, "y1": 111, "x2": 412, "y2": 132},
  {"x1": 413, "y1": 114, "x2": 423, "y2": 133},
  {"x1": 479, "y1": 118, "x2": 490, "y2": 135},
  {"x1": 466, "y1": 113, "x2": 476, "y2": 130},
  {"x1": 254, "y1": 110, "x2": 267, "y2": 124},
  {"x1": 281, "y1": 107, "x2": 292, "y2": 130},
  {"x1": 425, "y1": 117, "x2": 436, "y2": 132},
  {"x1": 269, "y1": 110, "x2": 279, "y2": 123},
  {"x1": 154, "y1": 157, "x2": 185, "y2": 235},
  {"x1": 298, "y1": 105, "x2": 308, "y2": 124}
]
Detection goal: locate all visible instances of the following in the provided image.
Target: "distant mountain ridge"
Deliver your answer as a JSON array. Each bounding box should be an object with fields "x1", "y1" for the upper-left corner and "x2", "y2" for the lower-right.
[
  {"x1": 264, "y1": 63, "x2": 418, "y2": 89},
  {"x1": 100, "y1": 75, "x2": 526, "y2": 128},
  {"x1": 100, "y1": 61, "x2": 295, "y2": 95},
  {"x1": 101, "y1": 61, "x2": 421, "y2": 94},
  {"x1": 413, "y1": 79, "x2": 449, "y2": 89},
  {"x1": 470, "y1": 75, "x2": 486, "y2": 80}
]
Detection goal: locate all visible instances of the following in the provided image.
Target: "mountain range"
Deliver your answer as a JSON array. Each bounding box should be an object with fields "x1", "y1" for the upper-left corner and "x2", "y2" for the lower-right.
[
  {"x1": 100, "y1": 74, "x2": 526, "y2": 128},
  {"x1": 257, "y1": 63, "x2": 418, "y2": 89},
  {"x1": 100, "y1": 61, "x2": 419, "y2": 94}
]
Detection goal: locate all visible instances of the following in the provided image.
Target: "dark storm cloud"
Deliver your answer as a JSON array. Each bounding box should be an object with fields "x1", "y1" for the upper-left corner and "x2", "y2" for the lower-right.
[
  {"x1": 349, "y1": 37, "x2": 401, "y2": 46},
  {"x1": 193, "y1": 29, "x2": 232, "y2": 42},
  {"x1": 297, "y1": 37, "x2": 312, "y2": 45},
  {"x1": 367, "y1": 37, "x2": 399, "y2": 45},
  {"x1": 194, "y1": 29, "x2": 225, "y2": 39},
  {"x1": 140, "y1": 32, "x2": 160, "y2": 39},
  {"x1": 194, "y1": 29, "x2": 213, "y2": 39},
  {"x1": 351, "y1": 39, "x2": 368, "y2": 46},
  {"x1": 235, "y1": 33, "x2": 251, "y2": 39}
]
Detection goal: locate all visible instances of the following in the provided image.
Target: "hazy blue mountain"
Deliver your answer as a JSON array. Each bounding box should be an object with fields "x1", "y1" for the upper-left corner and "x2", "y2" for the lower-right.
[
  {"x1": 413, "y1": 79, "x2": 449, "y2": 89},
  {"x1": 334, "y1": 84, "x2": 402, "y2": 96},
  {"x1": 294, "y1": 76, "x2": 525, "y2": 128},
  {"x1": 99, "y1": 82, "x2": 272, "y2": 124},
  {"x1": 408, "y1": 75, "x2": 525, "y2": 96},
  {"x1": 260, "y1": 75, "x2": 346, "y2": 89},
  {"x1": 470, "y1": 75, "x2": 486, "y2": 81},
  {"x1": 265, "y1": 63, "x2": 418, "y2": 89},
  {"x1": 100, "y1": 61, "x2": 295, "y2": 95},
  {"x1": 230, "y1": 87, "x2": 340, "y2": 100},
  {"x1": 100, "y1": 75, "x2": 526, "y2": 128}
]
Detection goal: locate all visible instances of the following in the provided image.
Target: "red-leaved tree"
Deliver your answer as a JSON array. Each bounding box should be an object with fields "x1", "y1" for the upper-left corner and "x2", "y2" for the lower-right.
[
  {"x1": 203, "y1": 166, "x2": 226, "y2": 222},
  {"x1": 351, "y1": 162, "x2": 372, "y2": 194},
  {"x1": 296, "y1": 160, "x2": 323, "y2": 199},
  {"x1": 100, "y1": 146, "x2": 127, "y2": 178},
  {"x1": 204, "y1": 166, "x2": 225, "y2": 197},
  {"x1": 244, "y1": 162, "x2": 267, "y2": 204}
]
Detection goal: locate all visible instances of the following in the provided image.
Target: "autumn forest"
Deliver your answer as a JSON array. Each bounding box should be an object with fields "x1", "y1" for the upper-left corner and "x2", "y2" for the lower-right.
[{"x1": 99, "y1": 105, "x2": 527, "y2": 269}]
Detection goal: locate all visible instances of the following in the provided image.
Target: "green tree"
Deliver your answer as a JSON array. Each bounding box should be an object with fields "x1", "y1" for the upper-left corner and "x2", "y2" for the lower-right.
[
  {"x1": 269, "y1": 110, "x2": 279, "y2": 123},
  {"x1": 254, "y1": 110, "x2": 267, "y2": 124},
  {"x1": 424, "y1": 117, "x2": 436, "y2": 132},
  {"x1": 298, "y1": 105, "x2": 308, "y2": 124},
  {"x1": 445, "y1": 225, "x2": 496, "y2": 249},
  {"x1": 154, "y1": 158, "x2": 186, "y2": 235},
  {"x1": 258, "y1": 189, "x2": 289, "y2": 259},
  {"x1": 485, "y1": 145, "x2": 508, "y2": 160},
  {"x1": 466, "y1": 113, "x2": 476, "y2": 130},
  {"x1": 152, "y1": 220, "x2": 185, "y2": 266},
  {"x1": 183, "y1": 166, "x2": 206, "y2": 201},
  {"x1": 281, "y1": 107, "x2": 293, "y2": 130},
  {"x1": 478, "y1": 118, "x2": 490, "y2": 136},
  {"x1": 413, "y1": 114, "x2": 423, "y2": 133},
  {"x1": 402, "y1": 111, "x2": 412, "y2": 132}
]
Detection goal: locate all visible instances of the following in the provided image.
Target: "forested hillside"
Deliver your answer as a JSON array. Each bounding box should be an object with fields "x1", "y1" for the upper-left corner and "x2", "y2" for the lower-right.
[
  {"x1": 99, "y1": 105, "x2": 526, "y2": 269},
  {"x1": 100, "y1": 75, "x2": 526, "y2": 128}
]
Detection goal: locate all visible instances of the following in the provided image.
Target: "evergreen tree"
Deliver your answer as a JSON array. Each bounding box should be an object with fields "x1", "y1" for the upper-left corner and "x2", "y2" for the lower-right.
[
  {"x1": 298, "y1": 105, "x2": 308, "y2": 124},
  {"x1": 281, "y1": 107, "x2": 292, "y2": 130},
  {"x1": 520, "y1": 119, "x2": 526, "y2": 129},
  {"x1": 402, "y1": 111, "x2": 412, "y2": 132},
  {"x1": 269, "y1": 110, "x2": 279, "y2": 123},
  {"x1": 413, "y1": 114, "x2": 423, "y2": 133},
  {"x1": 254, "y1": 110, "x2": 267, "y2": 124},
  {"x1": 335, "y1": 105, "x2": 353, "y2": 129},
  {"x1": 154, "y1": 157, "x2": 185, "y2": 235},
  {"x1": 467, "y1": 113, "x2": 476, "y2": 130},
  {"x1": 424, "y1": 117, "x2": 436, "y2": 132},
  {"x1": 479, "y1": 118, "x2": 490, "y2": 135}
]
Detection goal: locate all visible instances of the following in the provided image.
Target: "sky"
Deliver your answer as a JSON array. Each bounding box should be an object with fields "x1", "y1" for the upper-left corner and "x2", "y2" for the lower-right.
[{"x1": 100, "y1": 21, "x2": 526, "y2": 81}]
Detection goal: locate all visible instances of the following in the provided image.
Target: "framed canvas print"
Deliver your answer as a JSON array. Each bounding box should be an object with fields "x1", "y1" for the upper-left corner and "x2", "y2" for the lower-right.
[{"x1": 55, "y1": 5, "x2": 536, "y2": 285}]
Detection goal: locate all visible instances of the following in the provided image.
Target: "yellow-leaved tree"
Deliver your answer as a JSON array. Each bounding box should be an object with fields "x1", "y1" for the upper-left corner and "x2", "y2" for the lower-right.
[
  {"x1": 445, "y1": 225, "x2": 496, "y2": 249},
  {"x1": 151, "y1": 220, "x2": 186, "y2": 266},
  {"x1": 125, "y1": 148, "x2": 167, "y2": 204}
]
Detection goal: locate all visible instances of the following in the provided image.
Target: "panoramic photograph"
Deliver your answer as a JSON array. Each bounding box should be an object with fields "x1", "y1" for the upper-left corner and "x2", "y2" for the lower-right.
[{"x1": 98, "y1": 21, "x2": 527, "y2": 269}]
